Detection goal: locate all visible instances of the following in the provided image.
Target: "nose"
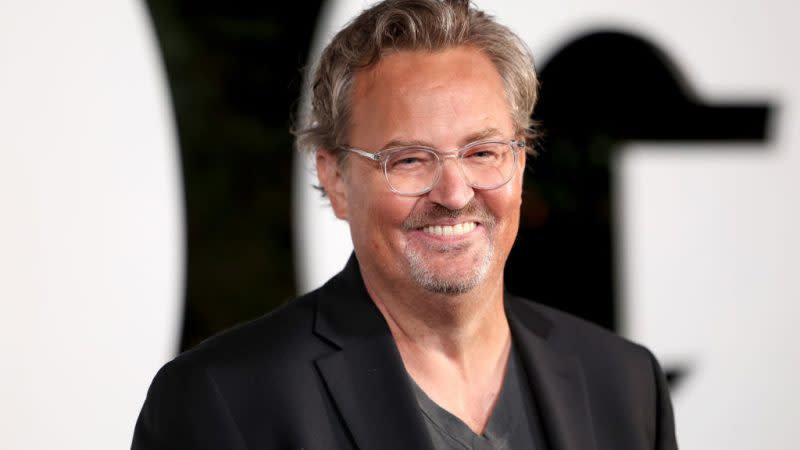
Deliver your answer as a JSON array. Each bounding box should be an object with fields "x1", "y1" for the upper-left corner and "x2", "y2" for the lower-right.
[{"x1": 426, "y1": 156, "x2": 474, "y2": 210}]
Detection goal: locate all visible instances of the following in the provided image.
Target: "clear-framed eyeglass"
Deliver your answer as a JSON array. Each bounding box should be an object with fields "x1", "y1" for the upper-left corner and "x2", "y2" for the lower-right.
[{"x1": 340, "y1": 139, "x2": 526, "y2": 196}]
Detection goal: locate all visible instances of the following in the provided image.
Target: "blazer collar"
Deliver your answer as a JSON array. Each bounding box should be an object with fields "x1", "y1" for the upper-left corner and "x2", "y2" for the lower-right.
[
  {"x1": 506, "y1": 295, "x2": 599, "y2": 450},
  {"x1": 312, "y1": 255, "x2": 597, "y2": 450},
  {"x1": 313, "y1": 255, "x2": 435, "y2": 450}
]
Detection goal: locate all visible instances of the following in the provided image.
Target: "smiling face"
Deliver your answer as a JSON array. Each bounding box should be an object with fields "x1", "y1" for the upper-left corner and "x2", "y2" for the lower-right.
[{"x1": 317, "y1": 46, "x2": 525, "y2": 297}]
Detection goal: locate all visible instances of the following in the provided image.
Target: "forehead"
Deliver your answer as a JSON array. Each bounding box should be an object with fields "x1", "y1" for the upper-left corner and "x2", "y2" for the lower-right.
[{"x1": 349, "y1": 46, "x2": 513, "y2": 149}]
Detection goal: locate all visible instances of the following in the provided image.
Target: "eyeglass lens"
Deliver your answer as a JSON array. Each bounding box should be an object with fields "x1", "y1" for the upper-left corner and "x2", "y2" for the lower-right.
[{"x1": 384, "y1": 142, "x2": 516, "y2": 194}]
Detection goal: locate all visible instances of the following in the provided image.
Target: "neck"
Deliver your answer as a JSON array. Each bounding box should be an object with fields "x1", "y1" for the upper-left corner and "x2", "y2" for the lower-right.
[
  {"x1": 363, "y1": 263, "x2": 509, "y2": 355},
  {"x1": 362, "y1": 265, "x2": 511, "y2": 433}
]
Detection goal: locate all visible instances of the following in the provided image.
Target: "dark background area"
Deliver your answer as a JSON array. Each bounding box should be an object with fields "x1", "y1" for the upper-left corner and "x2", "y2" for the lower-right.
[{"x1": 146, "y1": 1, "x2": 325, "y2": 351}]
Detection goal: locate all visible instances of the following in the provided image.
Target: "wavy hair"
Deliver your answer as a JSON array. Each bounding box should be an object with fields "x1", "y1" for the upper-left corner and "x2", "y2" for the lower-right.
[{"x1": 295, "y1": 0, "x2": 540, "y2": 159}]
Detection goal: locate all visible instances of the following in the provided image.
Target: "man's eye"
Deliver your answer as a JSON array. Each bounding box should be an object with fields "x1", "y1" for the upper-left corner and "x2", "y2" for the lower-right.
[
  {"x1": 396, "y1": 157, "x2": 421, "y2": 165},
  {"x1": 471, "y1": 151, "x2": 496, "y2": 158},
  {"x1": 390, "y1": 157, "x2": 423, "y2": 170},
  {"x1": 466, "y1": 147, "x2": 500, "y2": 160},
  {"x1": 389, "y1": 151, "x2": 433, "y2": 170}
]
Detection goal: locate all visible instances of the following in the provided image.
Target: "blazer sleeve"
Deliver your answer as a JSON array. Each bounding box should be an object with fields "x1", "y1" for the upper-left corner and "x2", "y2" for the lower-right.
[
  {"x1": 131, "y1": 361, "x2": 248, "y2": 450},
  {"x1": 648, "y1": 350, "x2": 679, "y2": 450}
]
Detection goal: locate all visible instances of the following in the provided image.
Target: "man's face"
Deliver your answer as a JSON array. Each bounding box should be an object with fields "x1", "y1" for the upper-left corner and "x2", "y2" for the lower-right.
[{"x1": 319, "y1": 46, "x2": 525, "y2": 295}]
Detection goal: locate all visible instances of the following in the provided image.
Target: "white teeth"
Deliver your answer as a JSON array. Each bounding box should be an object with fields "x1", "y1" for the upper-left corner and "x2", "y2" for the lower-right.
[{"x1": 422, "y1": 222, "x2": 476, "y2": 236}]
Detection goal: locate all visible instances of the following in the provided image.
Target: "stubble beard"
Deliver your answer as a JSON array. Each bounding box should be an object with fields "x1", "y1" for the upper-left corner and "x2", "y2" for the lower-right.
[
  {"x1": 401, "y1": 202, "x2": 496, "y2": 296},
  {"x1": 404, "y1": 240, "x2": 494, "y2": 295}
]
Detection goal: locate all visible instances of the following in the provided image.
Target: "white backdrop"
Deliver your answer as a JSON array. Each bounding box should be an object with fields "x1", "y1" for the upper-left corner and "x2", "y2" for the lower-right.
[
  {"x1": 0, "y1": 1, "x2": 183, "y2": 449},
  {"x1": 295, "y1": 1, "x2": 800, "y2": 449},
  {"x1": 2, "y1": 0, "x2": 797, "y2": 448}
]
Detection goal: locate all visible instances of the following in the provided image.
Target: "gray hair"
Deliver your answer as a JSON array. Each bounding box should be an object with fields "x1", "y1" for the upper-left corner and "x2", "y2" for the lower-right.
[{"x1": 295, "y1": 0, "x2": 540, "y2": 159}]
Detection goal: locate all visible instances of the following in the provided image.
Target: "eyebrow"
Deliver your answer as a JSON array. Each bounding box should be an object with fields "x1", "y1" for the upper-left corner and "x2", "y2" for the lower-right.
[{"x1": 378, "y1": 127, "x2": 504, "y2": 151}]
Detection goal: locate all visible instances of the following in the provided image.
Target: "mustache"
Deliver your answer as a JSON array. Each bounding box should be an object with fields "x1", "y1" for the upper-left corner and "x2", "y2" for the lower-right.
[{"x1": 401, "y1": 201, "x2": 496, "y2": 230}]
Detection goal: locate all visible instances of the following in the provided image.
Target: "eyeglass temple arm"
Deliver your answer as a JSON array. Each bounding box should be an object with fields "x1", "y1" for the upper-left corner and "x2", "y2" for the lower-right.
[{"x1": 342, "y1": 146, "x2": 381, "y2": 161}]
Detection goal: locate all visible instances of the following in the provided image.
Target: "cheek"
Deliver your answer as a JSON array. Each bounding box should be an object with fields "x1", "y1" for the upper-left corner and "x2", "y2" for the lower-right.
[
  {"x1": 342, "y1": 166, "x2": 383, "y2": 216},
  {"x1": 375, "y1": 193, "x2": 418, "y2": 231},
  {"x1": 350, "y1": 183, "x2": 416, "y2": 238},
  {"x1": 484, "y1": 184, "x2": 523, "y2": 243},
  {"x1": 489, "y1": 182, "x2": 523, "y2": 215}
]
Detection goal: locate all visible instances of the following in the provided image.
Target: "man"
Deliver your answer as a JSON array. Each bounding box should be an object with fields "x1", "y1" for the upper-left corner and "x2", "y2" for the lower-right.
[{"x1": 132, "y1": 1, "x2": 678, "y2": 449}]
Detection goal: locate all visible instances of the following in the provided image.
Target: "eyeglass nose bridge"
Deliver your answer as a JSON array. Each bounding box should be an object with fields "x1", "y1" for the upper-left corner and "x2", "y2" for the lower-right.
[{"x1": 428, "y1": 151, "x2": 472, "y2": 192}]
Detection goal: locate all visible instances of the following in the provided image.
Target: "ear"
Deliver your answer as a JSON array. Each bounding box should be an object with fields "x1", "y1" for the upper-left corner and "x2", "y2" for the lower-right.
[
  {"x1": 516, "y1": 147, "x2": 527, "y2": 186},
  {"x1": 316, "y1": 149, "x2": 349, "y2": 220}
]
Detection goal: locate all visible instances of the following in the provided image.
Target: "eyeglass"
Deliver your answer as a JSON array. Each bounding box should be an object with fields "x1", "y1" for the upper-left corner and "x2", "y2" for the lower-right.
[{"x1": 340, "y1": 139, "x2": 525, "y2": 196}]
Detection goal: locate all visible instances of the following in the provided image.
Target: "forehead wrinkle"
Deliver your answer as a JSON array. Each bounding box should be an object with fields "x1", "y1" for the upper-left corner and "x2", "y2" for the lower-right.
[{"x1": 380, "y1": 126, "x2": 503, "y2": 151}]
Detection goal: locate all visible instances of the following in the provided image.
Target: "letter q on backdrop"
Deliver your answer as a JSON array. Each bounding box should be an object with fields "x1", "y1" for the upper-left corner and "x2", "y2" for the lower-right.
[{"x1": 295, "y1": 1, "x2": 800, "y2": 449}]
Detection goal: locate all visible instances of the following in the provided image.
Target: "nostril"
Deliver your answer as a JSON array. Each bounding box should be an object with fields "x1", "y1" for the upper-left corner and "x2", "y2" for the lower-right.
[{"x1": 427, "y1": 166, "x2": 475, "y2": 210}]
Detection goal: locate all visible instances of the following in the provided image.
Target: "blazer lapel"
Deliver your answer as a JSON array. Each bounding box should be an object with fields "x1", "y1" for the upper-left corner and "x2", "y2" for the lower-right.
[
  {"x1": 313, "y1": 256, "x2": 434, "y2": 450},
  {"x1": 315, "y1": 336, "x2": 434, "y2": 450},
  {"x1": 507, "y1": 297, "x2": 598, "y2": 450}
]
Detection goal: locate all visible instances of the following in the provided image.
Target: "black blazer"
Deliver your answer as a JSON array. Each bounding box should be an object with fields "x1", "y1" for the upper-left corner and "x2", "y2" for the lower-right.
[{"x1": 132, "y1": 256, "x2": 677, "y2": 450}]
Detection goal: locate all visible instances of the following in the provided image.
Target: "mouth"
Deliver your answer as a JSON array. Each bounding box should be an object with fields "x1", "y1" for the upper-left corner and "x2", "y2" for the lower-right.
[{"x1": 421, "y1": 221, "x2": 477, "y2": 237}]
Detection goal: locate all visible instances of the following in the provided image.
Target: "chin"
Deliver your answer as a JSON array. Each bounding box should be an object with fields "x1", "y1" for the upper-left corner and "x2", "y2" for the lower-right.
[{"x1": 403, "y1": 242, "x2": 494, "y2": 295}]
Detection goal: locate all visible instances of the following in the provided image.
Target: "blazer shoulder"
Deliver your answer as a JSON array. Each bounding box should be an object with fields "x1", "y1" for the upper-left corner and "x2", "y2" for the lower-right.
[
  {"x1": 507, "y1": 294, "x2": 653, "y2": 362},
  {"x1": 164, "y1": 287, "x2": 330, "y2": 374},
  {"x1": 506, "y1": 294, "x2": 677, "y2": 448}
]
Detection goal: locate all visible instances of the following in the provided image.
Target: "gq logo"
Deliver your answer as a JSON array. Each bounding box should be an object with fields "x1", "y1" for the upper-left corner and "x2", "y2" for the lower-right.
[{"x1": 296, "y1": 1, "x2": 800, "y2": 449}]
